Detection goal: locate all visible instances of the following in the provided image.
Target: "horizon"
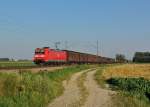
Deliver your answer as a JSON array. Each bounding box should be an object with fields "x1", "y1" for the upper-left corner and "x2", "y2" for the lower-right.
[{"x1": 0, "y1": 0, "x2": 150, "y2": 60}]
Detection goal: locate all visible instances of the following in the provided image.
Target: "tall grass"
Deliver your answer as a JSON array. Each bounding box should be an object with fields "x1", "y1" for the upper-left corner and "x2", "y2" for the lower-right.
[{"x1": 0, "y1": 65, "x2": 90, "y2": 107}]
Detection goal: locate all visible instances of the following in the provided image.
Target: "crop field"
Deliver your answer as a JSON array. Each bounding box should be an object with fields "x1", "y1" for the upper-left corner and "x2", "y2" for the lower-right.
[
  {"x1": 102, "y1": 64, "x2": 150, "y2": 80},
  {"x1": 95, "y1": 64, "x2": 150, "y2": 107},
  {"x1": 0, "y1": 61, "x2": 36, "y2": 69}
]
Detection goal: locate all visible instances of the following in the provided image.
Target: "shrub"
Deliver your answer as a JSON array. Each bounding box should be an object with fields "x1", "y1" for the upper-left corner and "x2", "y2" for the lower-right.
[{"x1": 107, "y1": 78, "x2": 150, "y2": 101}]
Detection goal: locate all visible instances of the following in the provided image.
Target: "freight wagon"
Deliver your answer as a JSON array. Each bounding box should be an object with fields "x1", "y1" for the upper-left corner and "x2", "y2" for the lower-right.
[{"x1": 33, "y1": 47, "x2": 115, "y2": 65}]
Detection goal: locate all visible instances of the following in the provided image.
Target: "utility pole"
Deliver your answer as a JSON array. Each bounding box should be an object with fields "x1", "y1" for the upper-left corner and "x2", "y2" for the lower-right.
[
  {"x1": 97, "y1": 40, "x2": 99, "y2": 56},
  {"x1": 55, "y1": 42, "x2": 60, "y2": 50}
]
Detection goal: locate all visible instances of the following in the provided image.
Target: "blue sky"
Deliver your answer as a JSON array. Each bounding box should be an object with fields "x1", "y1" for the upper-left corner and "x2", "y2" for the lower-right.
[{"x1": 0, "y1": 0, "x2": 150, "y2": 59}]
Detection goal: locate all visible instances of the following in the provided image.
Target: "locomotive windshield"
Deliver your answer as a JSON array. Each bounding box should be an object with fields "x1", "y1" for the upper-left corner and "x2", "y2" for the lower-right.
[{"x1": 35, "y1": 49, "x2": 45, "y2": 54}]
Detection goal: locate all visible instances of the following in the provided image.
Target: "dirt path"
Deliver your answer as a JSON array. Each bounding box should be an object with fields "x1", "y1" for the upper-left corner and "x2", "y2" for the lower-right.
[
  {"x1": 82, "y1": 70, "x2": 115, "y2": 107},
  {"x1": 48, "y1": 69, "x2": 115, "y2": 107},
  {"x1": 48, "y1": 69, "x2": 90, "y2": 107}
]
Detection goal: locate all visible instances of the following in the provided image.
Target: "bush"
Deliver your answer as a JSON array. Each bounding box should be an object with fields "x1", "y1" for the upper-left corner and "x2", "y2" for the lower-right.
[{"x1": 107, "y1": 78, "x2": 150, "y2": 101}]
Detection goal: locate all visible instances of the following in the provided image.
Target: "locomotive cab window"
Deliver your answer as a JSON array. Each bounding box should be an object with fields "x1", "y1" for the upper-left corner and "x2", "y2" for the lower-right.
[{"x1": 35, "y1": 49, "x2": 45, "y2": 54}]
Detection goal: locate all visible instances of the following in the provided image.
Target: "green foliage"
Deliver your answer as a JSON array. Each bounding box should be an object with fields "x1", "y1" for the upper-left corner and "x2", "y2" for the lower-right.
[
  {"x1": 133, "y1": 52, "x2": 150, "y2": 63},
  {"x1": 107, "y1": 78, "x2": 150, "y2": 102},
  {"x1": 116, "y1": 54, "x2": 126, "y2": 63},
  {"x1": 0, "y1": 65, "x2": 89, "y2": 107}
]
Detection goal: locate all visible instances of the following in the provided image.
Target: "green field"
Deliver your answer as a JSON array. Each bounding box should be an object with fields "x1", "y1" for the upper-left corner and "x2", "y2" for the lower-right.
[
  {"x1": 0, "y1": 65, "x2": 90, "y2": 107},
  {"x1": 0, "y1": 61, "x2": 36, "y2": 69}
]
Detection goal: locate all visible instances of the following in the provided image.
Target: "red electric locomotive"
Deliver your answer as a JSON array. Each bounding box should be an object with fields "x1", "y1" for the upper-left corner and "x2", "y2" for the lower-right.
[{"x1": 33, "y1": 47, "x2": 67, "y2": 64}]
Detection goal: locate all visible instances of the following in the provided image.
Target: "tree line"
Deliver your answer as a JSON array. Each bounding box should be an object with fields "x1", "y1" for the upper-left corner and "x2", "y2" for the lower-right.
[{"x1": 133, "y1": 52, "x2": 150, "y2": 63}]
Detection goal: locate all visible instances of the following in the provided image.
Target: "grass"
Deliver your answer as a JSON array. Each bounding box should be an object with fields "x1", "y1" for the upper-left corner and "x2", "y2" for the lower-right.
[
  {"x1": 94, "y1": 65, "x2": 108, "y2": 88},
  {"x1": 95, "y1": 64, "x2": 150, "y2": 107},
  {"x1": 76, "y1": 70, "x2": 90, "y2": 106},
  {"x1": 0, "y1": 61, "x2": 36, "y2": 69},
  {"x1": 0, "y1": 65, "x2": 90, "y2": 107}
]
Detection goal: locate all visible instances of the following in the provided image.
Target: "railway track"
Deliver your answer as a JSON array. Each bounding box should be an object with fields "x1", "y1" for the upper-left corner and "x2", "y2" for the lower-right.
[
  {"x1": 0, "y1": 65, "x2": 67, "y2": 73},
  {"x1": 0, "y1": 64, "x2": 66, "y2": 70}
]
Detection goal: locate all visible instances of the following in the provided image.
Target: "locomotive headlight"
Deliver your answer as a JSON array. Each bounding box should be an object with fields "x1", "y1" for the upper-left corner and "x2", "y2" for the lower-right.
[
  {"x1": 35, "y1": 55, "x2": 39, "y2": 57},
  {"x1": 35, "y1": 55, "x2": 45, "y2": 57},
  {"x1": 40, "y1": 55, "x2": 45, "y2": 57}
]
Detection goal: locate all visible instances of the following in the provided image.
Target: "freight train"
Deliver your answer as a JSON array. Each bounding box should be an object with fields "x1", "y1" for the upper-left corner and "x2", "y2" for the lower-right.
[{"x1": 33, "y1": 47, "x2": 115, "y2": 65}]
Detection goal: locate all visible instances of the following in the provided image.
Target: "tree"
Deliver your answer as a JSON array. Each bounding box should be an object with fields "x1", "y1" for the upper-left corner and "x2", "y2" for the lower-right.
[{"x1": 116, "y1": 54, "x2": 126, "y2": 63}]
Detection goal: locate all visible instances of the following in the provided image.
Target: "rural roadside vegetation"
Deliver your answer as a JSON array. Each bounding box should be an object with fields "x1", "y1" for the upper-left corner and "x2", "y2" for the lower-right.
[
  {"x1": 0, "y1": 63, "x2": 150, "y2": 107},
  {"x1": 0, "y1": 65, "x2": 91, "y2": 107},
  {"x1": 95, "y1": 64, "x2": 150, "y2": 107}
]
